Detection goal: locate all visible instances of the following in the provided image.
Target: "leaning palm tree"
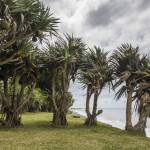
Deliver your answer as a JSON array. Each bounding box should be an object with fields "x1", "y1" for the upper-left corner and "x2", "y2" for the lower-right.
[
  {"x1": 38, "y1": 34, "x2": 86, "y2": 126},
  {"x1": 78, "y1": 46, "x2": 112, "y2": 126},
  {"x1": 110, "y1": 44, "x2": 146, "y2": 131}
]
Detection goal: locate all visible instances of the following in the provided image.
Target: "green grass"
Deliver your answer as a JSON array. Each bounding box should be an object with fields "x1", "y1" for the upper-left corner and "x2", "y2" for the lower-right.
[{"x1": 0, "y1": 113, "x2": 150, "y2": 150}]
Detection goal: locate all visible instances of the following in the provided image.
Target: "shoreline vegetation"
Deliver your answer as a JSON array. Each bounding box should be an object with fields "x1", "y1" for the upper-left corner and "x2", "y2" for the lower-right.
[
  {"x1": 0, "y1": 0, "x2": 150, "y2": 149},
  {"x1": 70, "y1": 108, "x2": 150, "y2": 138},
  {"x1": 0, "y1": 113, "x2": 150, "y2": 150}
]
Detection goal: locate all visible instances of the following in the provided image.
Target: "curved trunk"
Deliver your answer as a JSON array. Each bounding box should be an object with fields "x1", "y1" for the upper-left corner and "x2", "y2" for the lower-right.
[
  {"x1": 125, "y1": 81, "x2": 133, "y2": 131},
  {"x1": 85, "y1": 90, "x2": 102, "y2": 126},
  {"x1": 133, "y1": 93, "x2": 149, "y2": 136},
  {"x1": 133, "y1": 108, "x2": 147, "y2": 136}
]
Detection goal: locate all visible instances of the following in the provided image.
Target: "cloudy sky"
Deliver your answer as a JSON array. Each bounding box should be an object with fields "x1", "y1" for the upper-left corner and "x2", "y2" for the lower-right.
[{"x1": 43, "y1": 0, "x2": 150, "y2": 54}]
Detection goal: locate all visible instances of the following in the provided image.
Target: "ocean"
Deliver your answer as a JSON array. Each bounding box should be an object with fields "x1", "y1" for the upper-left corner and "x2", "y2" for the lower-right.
[{"x1": 69, "y1": 82, "x2": 150, "y2": 138}]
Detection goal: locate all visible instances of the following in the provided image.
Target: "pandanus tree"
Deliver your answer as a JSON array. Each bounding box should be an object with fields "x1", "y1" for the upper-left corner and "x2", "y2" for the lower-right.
[
  {"x1": 38, "y1": 34, "x2": 86, "y2": 126},
  {"x1": 0, "y1": 0, "x2": 58, "y2": 127},
  {"x1": 0, "y1": 40, "x2": 37, "y2": 127},
  {"x1": 110, "y1": 44, "x2": 148, "y2": 131},
  {"x1": 37, "y1": 69, "x2": 74, "y2": 111},
  {"x1": 0, "y1": 0, "x2": 59, "y2": 65},
  {"x1": 133, "y1": 59, "x2": 150, "y2": 135},
  {"x1": 78, "y1": 46, "x2": 112, "y2": 126}
]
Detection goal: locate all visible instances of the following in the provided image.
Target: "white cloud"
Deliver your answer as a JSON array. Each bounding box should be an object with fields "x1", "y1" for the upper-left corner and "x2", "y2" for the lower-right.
[{"x1": 43, "y1": 0, "x2": 150, "y2": 55}]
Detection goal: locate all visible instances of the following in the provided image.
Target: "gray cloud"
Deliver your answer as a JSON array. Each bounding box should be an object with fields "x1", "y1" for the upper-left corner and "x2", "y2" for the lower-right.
[
  {"x1": 42, "y1": 0, "x2": 150, "y2": 55},
  {"x1": 139, "y1": 0, "x2": 150, "y2": 10},
  {"x1": 86, "y1": 0, "x2": 130, "y2": 27}
]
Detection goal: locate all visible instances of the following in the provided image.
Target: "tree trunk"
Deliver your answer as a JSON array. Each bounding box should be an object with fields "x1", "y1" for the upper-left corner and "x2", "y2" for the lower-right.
[
  {"x1": 133, "y1": 108, "x2": 147, "y2": 136},
  {"x1": 85, "y1": 90, "x2": 102, "y2": 126},
  {"x1": 11, "y1": 76, "x2": 19, "y2": 112},
  {"x1": 52, "y1": 110, "x2": 68, "y2": 127},
  {"x1": 4, "y1": 110, "x2": 21, "y2": 127},
  {"x1": 2, "y1": 82, "x2": 35, "y2": 127},
  {"x1": 133, "y1": 93, "x2": 149, "y2": 136},
  {"x1": 51, "y1": 73, "x2": 58, "y2": 112},
  {"x1": 85, "y1": 114, "x2": 97, "y2": 126},
  {"x1": 125, "y1": 81, "x2": 133, "y2": 131},
  {"x1": 52, "y1": 64, "x2": 69, "y2": 127},
  {"x1": 52, "y1": 69, "x2": 68, "y2": 126},
  {"x1": 85, "y1": 87, "x2": 93, "y2": 126},
  {"x1": 1, "y1": 78, "x2": 8, "y2": 115},
  {"x1": 85, "y1": 86, "x2": 91, "y2": 119},
  {"x1": 92, "y1": 90, "x2": 99, "y2": 116},
  {"x1": 3, "y1": 78, "x2": 8, "y2": 96},
  {"x1": 3, "y1": 76, "x2": 21, "y2": 127},
  {"x1": 52, "y1": 92, "x2": 68, "y2": 126}
]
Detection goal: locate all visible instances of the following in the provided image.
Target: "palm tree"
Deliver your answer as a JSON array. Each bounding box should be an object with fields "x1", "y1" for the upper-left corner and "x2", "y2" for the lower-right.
[
  {"x1": 0, "y1": 0, "x2": 59, "y2": 126},
  {"x1": 132, "y1": 59, "x2": 150, "y2": 135},
  {"x1": 110, "y1": 44, "x2": 146, "y2": 131},
  {"x1": 78, "y1": 46, "x2": 112, "y2": 126},
  {"x1": 38, "y1": 34, "x2": 86, "y2": 126},
  {"x1": 0, "y1": 0, "x2": 59, "y2": 64},
  {"x1": 0, "y1": 40, "x2": 37, "y2": 127}
]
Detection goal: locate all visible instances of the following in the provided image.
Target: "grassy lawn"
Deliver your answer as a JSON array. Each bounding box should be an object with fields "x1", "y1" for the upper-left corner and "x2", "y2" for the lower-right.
[{"x1": 0, "y1": 113, "x2": 150, "y2": 150}]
